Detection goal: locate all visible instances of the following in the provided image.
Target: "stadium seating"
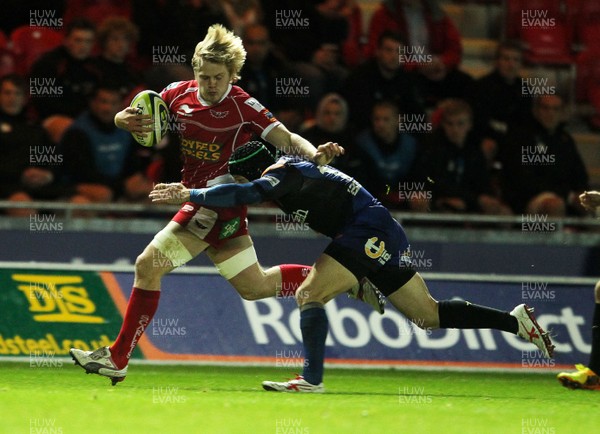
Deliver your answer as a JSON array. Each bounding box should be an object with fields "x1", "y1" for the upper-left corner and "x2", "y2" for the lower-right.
[
  {"x1": 504, "y1": 0, "x2": 574, "y2": 65},
  {"x1": 505, "y1": 0, "x2": 563, "y2": 39},
  {"x1": 10, "y1": 26, "x2": 64, "y2": 75},
  {"x1": 63, "y1": 0, "x2": 132, "y2": 26},
  {"x1": 0, "y1": 30, "x2": 7, "y2": 50},
  {"x1": 567, "y1": 0, "x2": 600, "y2": 48},
  {"x1": 42, "y1": 115, "x2": 74, "y2": 144},
  {"x1": 0, "y1": 48, "x2": 16, "y2": 76},
  {"x1": 521, "y1": 24, "x2": 573, "y2": 65}
]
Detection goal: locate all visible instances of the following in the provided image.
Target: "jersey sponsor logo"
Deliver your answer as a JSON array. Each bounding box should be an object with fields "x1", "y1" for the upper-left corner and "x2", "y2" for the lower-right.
[
  {"x1": 317, "y1": 165, "x2": 360, "y2": 195},
  {"x1": 127, "y1": 315, "x2": 149, "y2": 359},
  {"x1": 176, "y1": 104, "x2": 194, "y2": 116},
  {"x1": 195, "y1": 220, "x2": 208, "y2": 230},
  {"x1": 244, "y1": 97, "x2": 265, "y2": 112},
  {"x1": 210, "y1": 109, "x2": 229, "y2": 119},
  {"x1": 164, "y1": 81, "x2": 183, "y2": 90},
  {"x1": 182, "y1": 204, "x2": 195, "y2": 212},
  {"x1": 181, "y1": 138, "x2": 222, "y2": 161},
  {"x1": 364, "y1": 237, "x2": 392, "y2": 265},
  {"x1": 263, "y1": 175, "x2": 280, "y2": 187},
  {"x1": 347, "y1": 179, "x2": 361, "y2": 196},
  {"x1": 219, "y1": 217, "x2": 241, "y2": 239},
  {"x1": 262, "y1": 110, "x2": 277, "y2": 123},
  {"x1": 187, "y1": 207, "x2": 218, "y2": 239},
  {"x1": 291, "y1": 209, "x2": 309, "y2": 224},
  {"x1": 261, "y1": 109, "x2": 277, "y2": 123}
]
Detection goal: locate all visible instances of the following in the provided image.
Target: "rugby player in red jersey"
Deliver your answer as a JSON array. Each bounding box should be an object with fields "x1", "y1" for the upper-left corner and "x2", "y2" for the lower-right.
[{"x1": 69, "y1": 24, "x2": 352, "y2": 385}]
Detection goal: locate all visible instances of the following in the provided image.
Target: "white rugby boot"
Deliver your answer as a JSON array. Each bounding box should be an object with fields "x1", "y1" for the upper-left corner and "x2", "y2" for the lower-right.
[{"x1": 70, "y1": 346, "x2": 127, "y2": 386}]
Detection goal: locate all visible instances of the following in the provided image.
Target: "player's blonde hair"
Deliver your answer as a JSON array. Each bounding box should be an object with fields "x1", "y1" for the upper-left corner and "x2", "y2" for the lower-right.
[{"x1": 191, "y1": 24, "x2": 246, "y2": 82}]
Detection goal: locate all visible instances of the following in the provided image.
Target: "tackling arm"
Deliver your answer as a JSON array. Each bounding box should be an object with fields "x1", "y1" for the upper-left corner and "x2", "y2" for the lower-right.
[
  {"x1": 150, "y1": 168, "x2": 298, "y2": 206},
  {"x1": 189, "y1": 183, "x2": 264, "y2": 207},
  {"x1": 150, "y1": 181, "x2": 273, "y2": 207}
]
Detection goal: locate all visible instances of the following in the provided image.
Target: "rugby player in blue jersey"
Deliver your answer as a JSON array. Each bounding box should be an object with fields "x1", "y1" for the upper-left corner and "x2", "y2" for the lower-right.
[{"x1": 150, "y1": 141, "x2": 555, "y2": 393}]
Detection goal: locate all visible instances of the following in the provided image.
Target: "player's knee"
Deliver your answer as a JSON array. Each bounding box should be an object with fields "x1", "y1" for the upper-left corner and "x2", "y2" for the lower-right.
[
  {"x1": 296, "y1": 287, "x2": 326, "y2": 306},
  {"x1": 235, "y1": 284, "x2": 262, "y2": 301},
  {"x1": 595, "y1": 281, "x2": 600, "y2": 302},
  {"x1": 135, "y1": 251, "x2": 164, "y2": 278},
  {"x1": 412, "y1": 317, "x2": 439, "y2": 330},
  {"x1": 410, "y1": 303, "x2": 440, "y2": 330},
  {"x1": 134, "y1": 252, "x2": 151, "y2": 276}
]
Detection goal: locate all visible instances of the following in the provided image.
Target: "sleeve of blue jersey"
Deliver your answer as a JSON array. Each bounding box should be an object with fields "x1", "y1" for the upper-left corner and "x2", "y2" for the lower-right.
[
  {"x1": 188, "y1": 183, "x2": 264, "y2": 207},
  {"x1": 188, "y1": 167, "x2": 295, "y2": 207}
]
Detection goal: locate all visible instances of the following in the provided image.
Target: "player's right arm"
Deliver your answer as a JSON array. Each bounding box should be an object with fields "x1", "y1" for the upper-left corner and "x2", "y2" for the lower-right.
[
  {"x1": 150, "y1": 182, "x2": 264, "y2": 207},
  {"x1": 114, "y1": 107, "x2": 153, "y2": 134},
  {"x1": 149, "y1": 166, "x2": 300, "y2": 206}
]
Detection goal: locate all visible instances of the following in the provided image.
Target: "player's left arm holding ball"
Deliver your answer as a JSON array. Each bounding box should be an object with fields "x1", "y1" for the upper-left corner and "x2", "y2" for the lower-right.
[{"x1": 114, "y1": 106, "x2": 154, "y2": 134}]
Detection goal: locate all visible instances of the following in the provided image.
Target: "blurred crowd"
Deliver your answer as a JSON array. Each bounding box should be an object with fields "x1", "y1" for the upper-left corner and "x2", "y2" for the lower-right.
[{"x1": 0, "y1": 0, "x2": 596, "y2": 217}]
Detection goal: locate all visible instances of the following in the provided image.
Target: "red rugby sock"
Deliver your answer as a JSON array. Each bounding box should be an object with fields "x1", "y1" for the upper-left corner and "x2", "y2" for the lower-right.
[
  {"x1": 278, "y1": 264, "x2": 312, "y2": 298},
  {"x1": 110, "y1": 287, "x2": 160, "y2": 369}
]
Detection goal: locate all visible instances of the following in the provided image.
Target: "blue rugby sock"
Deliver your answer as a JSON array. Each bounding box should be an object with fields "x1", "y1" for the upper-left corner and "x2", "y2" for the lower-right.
[{"x1": 300, "y1": 303, "x2": 328, "y2": 385}]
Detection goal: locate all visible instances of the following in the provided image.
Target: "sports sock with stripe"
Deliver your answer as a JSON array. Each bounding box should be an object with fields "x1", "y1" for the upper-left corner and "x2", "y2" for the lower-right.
[{"x1": 109, "y1": 287, "x2": 160, "y2": 369}]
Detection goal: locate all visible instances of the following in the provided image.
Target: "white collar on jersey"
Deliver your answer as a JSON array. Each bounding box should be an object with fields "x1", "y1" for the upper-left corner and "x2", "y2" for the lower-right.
[{"x1": 196, "y1": 83, "x2": 233, "y2": 106}]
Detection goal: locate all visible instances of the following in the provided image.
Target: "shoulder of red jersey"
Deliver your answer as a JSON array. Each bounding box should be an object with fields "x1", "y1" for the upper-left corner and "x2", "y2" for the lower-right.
[
  {"x1": 229, "y1": 86, "x2": 265, "y2": 111},
  {"x1": 229, "y1": 85, "x2": 250, "y2": 99},
  {"x1": 228, "y1": 86, "x2": 271, "y2": 115},
  {"x1": 160, "y1": 80, "x2": 197, "y2": 104}
]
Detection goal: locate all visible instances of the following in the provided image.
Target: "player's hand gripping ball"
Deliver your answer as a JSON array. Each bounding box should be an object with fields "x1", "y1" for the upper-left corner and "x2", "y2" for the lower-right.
[{"x1": 129, "y1": 90, "x2": 168, "y2": 147}]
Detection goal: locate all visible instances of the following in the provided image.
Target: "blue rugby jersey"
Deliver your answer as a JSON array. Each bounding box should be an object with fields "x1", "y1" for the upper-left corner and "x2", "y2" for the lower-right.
[
  {"x1": 253, "y1": 157, "x2": 381, "y2": 237},
  {"x1": 188, "y1": 156, "x2": 385, "y2": 238}
]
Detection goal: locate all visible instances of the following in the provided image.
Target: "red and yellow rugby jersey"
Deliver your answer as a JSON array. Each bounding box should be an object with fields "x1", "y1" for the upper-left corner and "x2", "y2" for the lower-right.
[{"x1": 161, "y1": 81, "x2": 280, "y2": 188}]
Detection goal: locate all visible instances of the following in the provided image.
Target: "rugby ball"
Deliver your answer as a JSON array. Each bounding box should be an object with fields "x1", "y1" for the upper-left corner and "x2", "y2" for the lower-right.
[{"x1": 129, "y1": 90, "x2": 169, "y2": 147}]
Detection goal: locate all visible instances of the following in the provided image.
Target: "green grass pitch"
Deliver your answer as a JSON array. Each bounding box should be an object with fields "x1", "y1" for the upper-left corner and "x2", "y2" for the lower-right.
[{"x1": 1, "y1": 362, "x2": 598, "y2": 434}]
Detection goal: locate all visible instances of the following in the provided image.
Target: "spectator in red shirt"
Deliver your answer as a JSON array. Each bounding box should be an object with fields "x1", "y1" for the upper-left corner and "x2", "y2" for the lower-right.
[{"x1": 366, "y1": 0, "x2": 462, "y2": 72}]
